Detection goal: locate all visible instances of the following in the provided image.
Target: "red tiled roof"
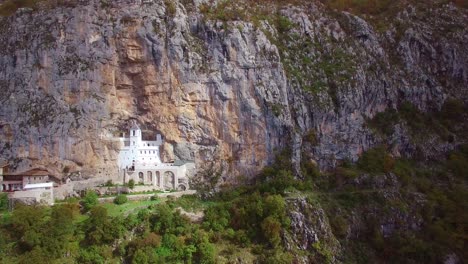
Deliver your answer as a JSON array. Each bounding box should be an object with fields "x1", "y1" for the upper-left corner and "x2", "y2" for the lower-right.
[{"x1": 12, "y1": 168, "x2": 50, "y2": 176}]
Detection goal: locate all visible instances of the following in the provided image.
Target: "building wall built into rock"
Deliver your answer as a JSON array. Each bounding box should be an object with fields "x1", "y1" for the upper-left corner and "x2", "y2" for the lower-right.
[{"x1": 117, "y1": 122, "x2": 194, "y2": 190}]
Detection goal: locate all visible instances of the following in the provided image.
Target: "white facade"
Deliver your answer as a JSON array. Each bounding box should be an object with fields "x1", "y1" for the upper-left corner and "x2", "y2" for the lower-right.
[
  {"x1": 117, "y1": 122, "x2": 163, "y2": 169},
  {"x1": 117, "y1": 122, "x2": 195, "y2": 191}
]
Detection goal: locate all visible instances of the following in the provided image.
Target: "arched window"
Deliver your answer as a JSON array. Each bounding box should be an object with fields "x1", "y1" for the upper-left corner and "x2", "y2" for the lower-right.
[
  {"x1": 147, "y1": 171, "x2": 152, "y2": 182},
  {"x1": 138, "y1": 172, "x2": 144, "y2": 184}
]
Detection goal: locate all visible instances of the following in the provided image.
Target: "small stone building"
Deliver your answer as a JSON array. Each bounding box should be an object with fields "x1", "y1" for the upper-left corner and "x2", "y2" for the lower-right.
[
  {"x1": 1, "y1": 168, "x2": 52, "y2": 192},
  {"x1": 11, "y1": 182, "x2": 54, "y2": 205},
  {"x1": 0, "y1": 167, "x2": 56, "y2": 205}
]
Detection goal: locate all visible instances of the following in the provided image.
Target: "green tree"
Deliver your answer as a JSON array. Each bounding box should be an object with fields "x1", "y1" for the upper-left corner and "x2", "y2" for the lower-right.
[
  {"x1": 127, "y1": 179, "x2": 135, "y2": 190},
  {"x1": 42, "y1": 205, "x2": 76, "y2": 258},
  {"x1": 264, "y1": 195, "x2": 287, "y2": 221},
  {"x1": 84, "y1": 206, "x2": 124, "y2": 246},
  {"x1": 132, "y1": 249, "x2": 150, "y2": 264},
  {"x1": 261, "y1": 216, "x2": 282, "y2": 248},
  {"x1": 202, "y1": 204, "x2": 230, "y2": 231},
  {"x1": 197, "y1": 241, "x2": 216, "y2": 264},
  {"x1": 78, "y1": 246, "x2": 106, "y2": 264},
  {"x1": 82, "y1": 190, "x2": 98, "y2": 212},
  {"x1": 0, "y1": 193, "x2": 8, "y2": 211},
  {"x1": 19, "y1": 247, "x2": 48, "y2": 264},
  {"x1": 357, "y1": 146, "x2": 394, "y2": 173},
  {"x1": 10, "y1": 204, "x2": 47, "y2": 251}
]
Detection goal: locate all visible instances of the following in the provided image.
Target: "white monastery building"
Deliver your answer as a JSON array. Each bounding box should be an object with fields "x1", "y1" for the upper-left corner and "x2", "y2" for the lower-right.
[{"x1": 117, "y1": 121, "x2": 194, "y2": 191}]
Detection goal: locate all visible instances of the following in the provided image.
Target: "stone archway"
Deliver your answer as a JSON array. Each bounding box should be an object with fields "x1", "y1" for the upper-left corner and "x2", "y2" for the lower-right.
[
  {"x1": 164, "y1": 171, "x2": 175, "y2": 190},
  {"x1": 138, "y1": 172, "x2": 144, "y2": 184},
  {"x1": 177, "y1": 184, "x2": 186, "y2": 191},
  {"x1": 147, "y1": 171, "x2": 153, "y2": 183},
  {"x1": 156, "y1": 171, "x2": 161, "y2": 187}
]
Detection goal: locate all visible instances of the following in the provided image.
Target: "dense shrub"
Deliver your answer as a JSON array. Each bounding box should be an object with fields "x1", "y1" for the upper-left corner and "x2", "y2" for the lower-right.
[
  {"x1": 367, "y1": 109, "x2": 399, "y2": 136},
  {"x1": 164, "y1": 0, "x2": 176, "y2": 16},
  {"x1": 446, "y1": 144, "x2": 468, "y2": 178},
  {"x1": 0, "y1": 193, "x2": 8, "y2": 211},
  {"x1": 357, "y1": 146, "x2": 394, "y2": 173},
  {"x1": 127, "y1": 179, "x2": 135, "y2": 189},
  {"x1": 330, "y1": 215, "x2": 349, "y2": 238},
  {"x1": 81, "y1": 190, "x2": 98, "y2": 212},
  {"x1": 202, "y1": 204, "x2": 230, "y2": 231},
  {"x1": 0, "y1": 0, "x2": 42, "y2": 17},
  {"x1": 114, "y1": 194, "x2": 128, "y2": 205}
]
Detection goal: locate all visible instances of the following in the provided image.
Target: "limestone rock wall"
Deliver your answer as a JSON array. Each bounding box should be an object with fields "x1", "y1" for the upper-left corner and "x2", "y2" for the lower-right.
[{"x1": 0, "y1": 0, "x2": 466, "y2": 179}]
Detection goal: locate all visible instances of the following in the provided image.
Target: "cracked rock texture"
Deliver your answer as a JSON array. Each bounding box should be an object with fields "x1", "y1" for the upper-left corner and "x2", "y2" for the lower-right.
[{"x1": 0, "y1": 0, "x2": 466, "y2": 179}]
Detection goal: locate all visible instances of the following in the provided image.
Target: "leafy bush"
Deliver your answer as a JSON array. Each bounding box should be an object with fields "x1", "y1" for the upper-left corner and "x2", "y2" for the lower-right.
[
  {"x1": 367, "y1": 109, "x2": 399, "y2": 136},
  {"x1": 203, "y1": 204, "x2": 230, "y2": 232},
  {"x1": 127, "y1": 179, "x2": 135, "y2": 190},
  {"x1": 234, "y1": 229, "x2": 250, "y2": 247},
  {"x1": 261, "y1": 216, "x2": 282, "y2": 247},
  {"x1": 440, "y1": 99, "x2": 465, "y2": 122},
  {"x1": 446, "y1": 145, "x2": 468, "y2": 178},
  {"x1": 105, "y1": 180, "x2": 113, "y2": 187},
  {"x1": 82, "y1": 190, "x2": 98, "y2": 212},
  {"x1": 164, "y1": 0, "x2": 176, "y2": 16},
  {"x1": 330, "y1": 215, "x2": 348, "y2": 238},
  {"x1": 276, "y1": 15, "x2": 294, "y2": 34},
  {"x1": 0, "y1": 193, "x2": 8, "y2": 211},
  {"x1": 303, "y1": 130, "x2": 318, "y2": 145},
  {"x1": 392, "y1": 159, "x2": 414, "y2": 186},
  {"x1": 114, "y1": 194, "x2": 128, "y2": 205},
  {"x1": 357, "y1": 146, "x2": 394, "y2": 173},
  {"x1": 0, "y1": 0, "x2": 42, "y2": 17}
]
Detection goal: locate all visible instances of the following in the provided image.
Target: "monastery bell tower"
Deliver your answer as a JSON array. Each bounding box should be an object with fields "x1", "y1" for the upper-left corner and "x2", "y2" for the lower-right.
[{"x1": 129, "y1": 121, "x2": 141, "y2": 147}]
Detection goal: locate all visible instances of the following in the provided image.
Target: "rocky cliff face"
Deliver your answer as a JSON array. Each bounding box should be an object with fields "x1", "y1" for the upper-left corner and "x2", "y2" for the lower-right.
[{"x1": 0, "y1": 0, "x2": 466, "y2": 179}]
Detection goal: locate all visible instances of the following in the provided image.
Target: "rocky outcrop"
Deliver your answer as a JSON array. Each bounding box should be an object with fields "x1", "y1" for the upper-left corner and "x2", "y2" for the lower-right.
[
  {"x1": 285, "y1": 197, "x2": 341, "y2": 263},
  {"x1": 0, "y1": 0, "x2": 466, "y2": 179}
]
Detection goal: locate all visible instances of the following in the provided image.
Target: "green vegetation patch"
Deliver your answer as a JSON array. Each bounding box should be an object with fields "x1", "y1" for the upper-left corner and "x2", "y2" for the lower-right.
[
  {"x1": 101, "y1": 199, "x2": 162, "y2": 217},
  {"x1": 315, "y1": 143, "x2": 468, "y2": 263},
  {"x1": 0, "y1": 0, "x2": 43, "y2": 17},
  {"x1": 367, "y1": 99, "x2": 468, "y2": 142},
  {"x1": 1, "y1": 144, "x2": 467, "y2": 263}
]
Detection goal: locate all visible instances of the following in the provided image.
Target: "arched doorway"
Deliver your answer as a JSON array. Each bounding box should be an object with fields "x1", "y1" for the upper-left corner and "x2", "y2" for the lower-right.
[
  {"x1": 156, "y1": 171, "x2": 161, "y2": 187},
  {"x1": 177, "y1": 184, "x2": 186, "y2": 191},
  {"x1": 138, "y1": 172, "x2": 144, "y2": 184},
  {"x1": 164, "y1": 171, "x2": 175, "y2": 190},
  {"x1": 147, "y1": 171, "x2": 153, "y2": 183}
]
